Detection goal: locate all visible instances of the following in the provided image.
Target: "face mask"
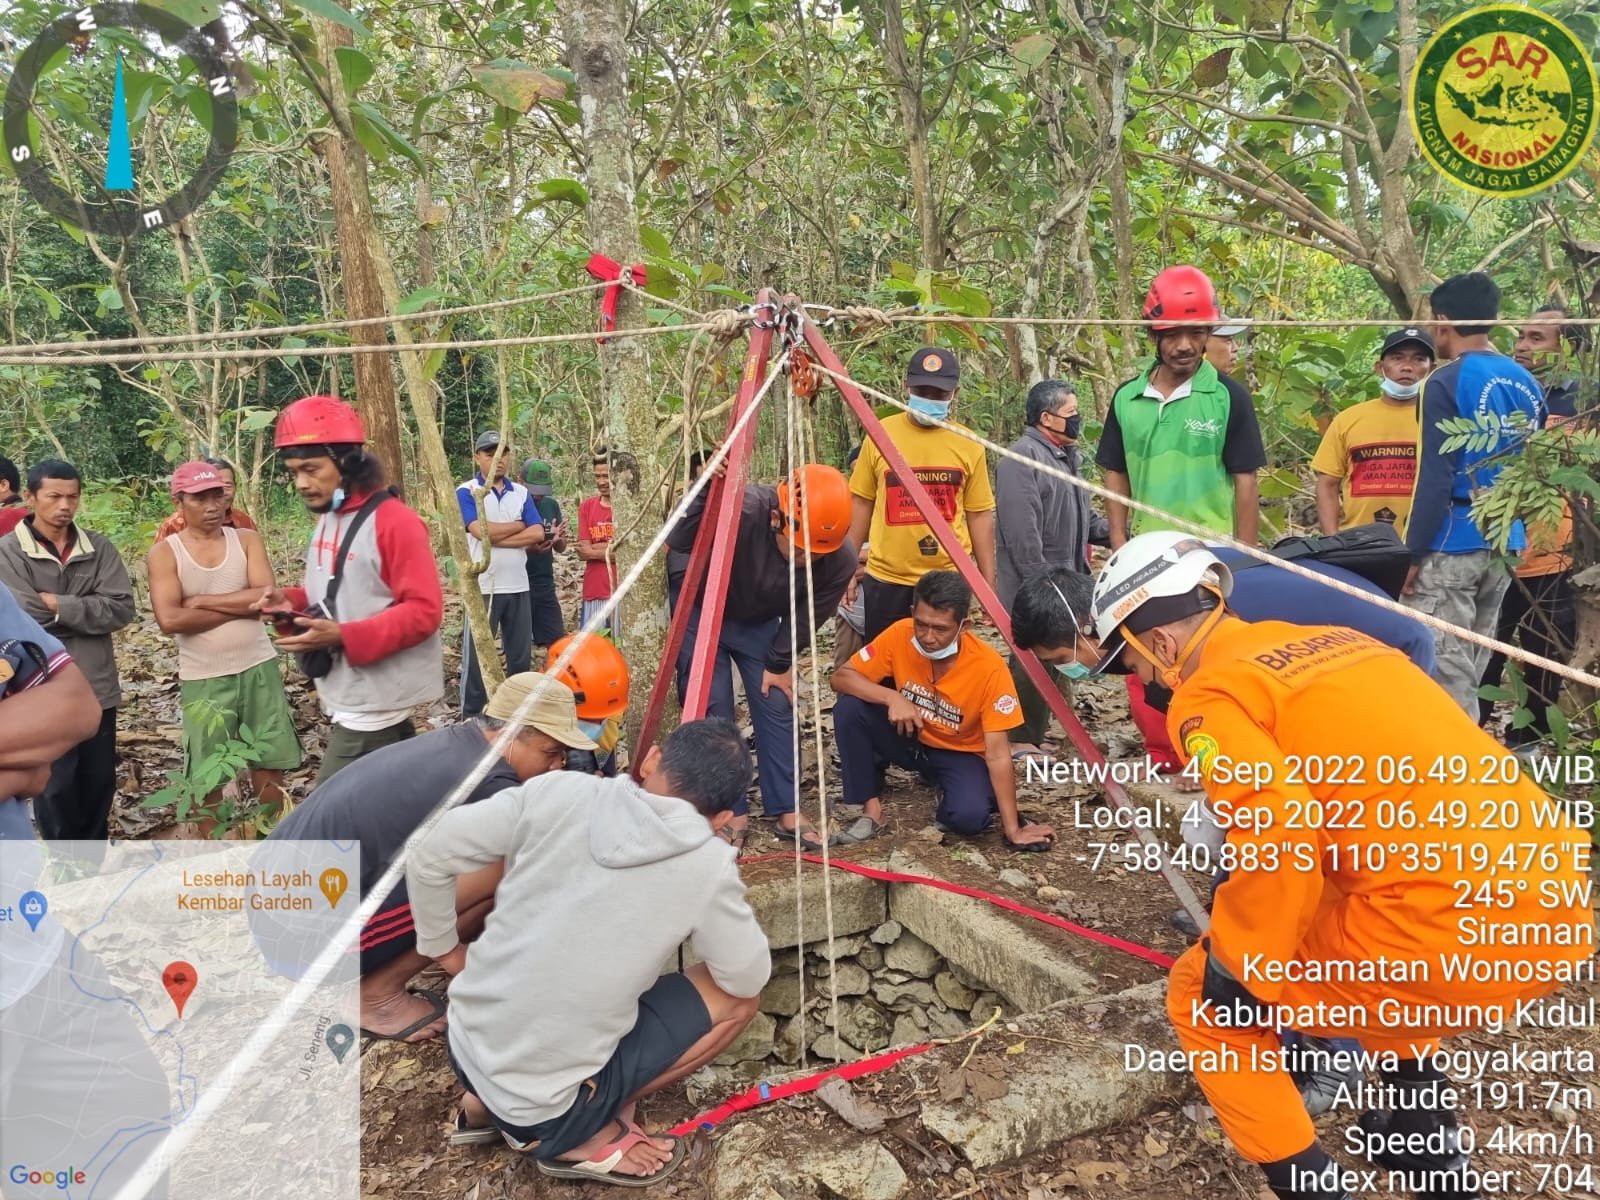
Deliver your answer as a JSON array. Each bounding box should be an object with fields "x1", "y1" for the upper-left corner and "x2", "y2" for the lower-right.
[
  {"x1": 330, "y1": 486, "x2": 347, "y2": 511},
  {"x1": 576, "y1": 718, "x2": 606, "y2": 742},
  {"x1": 1056, "y1": 660, "x2": 1092, "y2": 681},
  {"x1": 1379, "y1": 377, "x2": 1421, "y2": 400},
  {"x1": 907, "y1": 394, "x2": 951, "y2": 427},
  {"x1": 1063, "y1": 414, "x2": 1082, "y2": 440},
  {"x1": 1142, "y1": 680, "x2": 1175, "y2": 713},
  {"x1": 912, "y1": 630, "x2": 962, "y2": 660}
]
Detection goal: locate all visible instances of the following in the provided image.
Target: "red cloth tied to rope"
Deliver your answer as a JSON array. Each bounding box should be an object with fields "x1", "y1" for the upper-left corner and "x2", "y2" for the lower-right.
[{"x1": 585, "y1": 253, "x2": 648, "y2": 344}]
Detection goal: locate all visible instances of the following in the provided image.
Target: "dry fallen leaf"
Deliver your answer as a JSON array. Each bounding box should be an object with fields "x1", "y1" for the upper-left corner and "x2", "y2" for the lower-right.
[
  {"x1": 1143, "y1": 1132, "x2": 1169, "y2": 1157},
  {"x1": 1005, "y1": 1041, "x2": 1027, "y2": 1055},
  {"x1": 815, "y1": 1077, "x2": 887, "y2": 1133},
  {"x1": 937, "y1": 1064, "x2": 967, "y2": 1104},
  {"x1": 965, "y1": 1067, "x2": 1009, "y2": 1102}
]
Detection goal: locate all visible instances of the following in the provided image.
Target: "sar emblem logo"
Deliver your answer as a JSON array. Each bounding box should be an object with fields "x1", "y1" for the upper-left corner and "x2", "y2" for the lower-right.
[
  {"x1": 1183, "y1": 731, "x2": 1221, "y2": 776},
  {"x1": 1409, "y1": 5, "x2": 1597, "y2": 198},
  {"x1": 994, "y1": 693, "x2": 1018, "y2": 715},
  {"x1": 922, "y1": 353, "x2": 943, "y2": 372}
]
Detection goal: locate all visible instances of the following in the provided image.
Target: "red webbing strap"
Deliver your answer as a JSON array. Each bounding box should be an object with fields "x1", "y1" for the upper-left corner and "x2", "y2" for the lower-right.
[
  {"x1": 739, "y1": 853, "x2": 1175, "y2": 969},
  {"x1": 669, "y1": 1040, "x2": 935, "y2": 1136}
]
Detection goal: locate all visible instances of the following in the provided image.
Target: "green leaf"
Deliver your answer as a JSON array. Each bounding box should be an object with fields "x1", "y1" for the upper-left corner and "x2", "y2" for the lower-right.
[
  {"x1": 397, "y1": 284, "x2": 444, "y2": 314},
  {"x1": 145, "y1": 0, "x2": 221, "y2": 22},
  {"x1": 535, "y1": 177, "x2": 589, "y2": 206},
  {"x1": 640, "y1": 226, "x2": 673, "y2": 259},
  {"x1": 353, "y1": 102, "x2": 423, "y2": 169},
  {"x1": 468, "y1": 60, "x2": 567, "y2": 114},
  {"x1": 336, "y1": 46, "x2": 374, "y2": 98},
  {"x1": 1274, "y1": 44, "x2": 1301, "y2": 76},
  {"x1": 95, "y1": 286, "x2": 124, "y2": 312},
  {"x1": 1546, "y1": 705, "x2": 1570, "y2": 748},
  {"x1": 284, "y1": 0, "x2": 369, "y2": 37},
  {"x1": 1009, "y1": 33, "x2": 1055, "y2": 71}
]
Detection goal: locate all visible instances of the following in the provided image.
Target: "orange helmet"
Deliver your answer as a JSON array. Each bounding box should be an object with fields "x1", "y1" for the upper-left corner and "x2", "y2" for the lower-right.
[
  {"x1": 777, "y1": 464, "x2": 852, "y2": 555},
  {"x1": 548, "y1": 633, "x2": 629, "y2": 719}
]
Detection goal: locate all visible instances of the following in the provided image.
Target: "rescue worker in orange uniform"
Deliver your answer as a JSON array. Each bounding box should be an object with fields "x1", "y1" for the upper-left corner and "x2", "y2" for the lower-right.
[{"x1": 1090, "y1": 533, "x2": 1591, "y2": 1200}]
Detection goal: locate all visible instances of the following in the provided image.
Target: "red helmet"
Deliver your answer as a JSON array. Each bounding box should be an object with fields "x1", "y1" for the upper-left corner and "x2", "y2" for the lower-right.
[
  {"x1": 1142, "y1": 266, "x2": 1222, "y2": 331},
  {"x1": 274, "y1": 395, "x2": 366, "y2": 450},
  {"x1": 548, "y1": 633, "x2": 630, "y2": 719},
  {"x1": 777, "y1": 464, "x2": 852, "y2": 555}
]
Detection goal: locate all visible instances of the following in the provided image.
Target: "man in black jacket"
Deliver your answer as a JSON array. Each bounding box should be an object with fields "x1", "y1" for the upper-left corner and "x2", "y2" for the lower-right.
[
  {"x1": 995, "y1": 380, "x2": 1107, "y2": 759},
  {"x1": 666, "y1": 465, "x2": 855, "y2": 849}
]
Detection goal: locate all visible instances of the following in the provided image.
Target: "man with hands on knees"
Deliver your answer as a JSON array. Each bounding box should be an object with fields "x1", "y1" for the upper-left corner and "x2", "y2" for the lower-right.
[{"x1": 829, "y1": 570, "x2": 1053, "y2": 849}]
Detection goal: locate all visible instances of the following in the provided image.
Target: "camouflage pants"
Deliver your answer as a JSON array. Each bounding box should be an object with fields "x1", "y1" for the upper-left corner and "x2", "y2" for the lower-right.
[{"x1": 1403, "y1": 550, "x2": 1512, "y2": 716}]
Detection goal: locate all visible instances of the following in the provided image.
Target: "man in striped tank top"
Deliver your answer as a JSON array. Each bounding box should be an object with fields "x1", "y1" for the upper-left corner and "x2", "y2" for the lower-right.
[{"x1": 147, "y1": 461, "x2": 302, "y2": 815}]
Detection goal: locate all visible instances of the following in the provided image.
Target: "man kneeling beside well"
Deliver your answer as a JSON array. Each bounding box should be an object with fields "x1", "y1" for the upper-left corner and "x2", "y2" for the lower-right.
[{"x1": 408, "y1": 716, "x2": 770, "y2": 1185}]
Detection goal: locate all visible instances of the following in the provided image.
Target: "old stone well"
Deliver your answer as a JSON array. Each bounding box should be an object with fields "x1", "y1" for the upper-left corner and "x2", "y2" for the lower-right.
[{"x1": 674, "y1": 848, "x2": 1192, "y2": 1199}]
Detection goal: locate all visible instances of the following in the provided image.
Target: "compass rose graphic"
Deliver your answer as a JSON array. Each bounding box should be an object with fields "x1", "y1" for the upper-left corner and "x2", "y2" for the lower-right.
[{"x1": 3, "y1": 3, "x2": 239, "y2": 238}]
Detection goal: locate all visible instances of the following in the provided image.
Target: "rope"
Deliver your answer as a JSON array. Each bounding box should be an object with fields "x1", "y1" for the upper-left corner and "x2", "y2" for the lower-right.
[
  {"x1": 0, "y1": 316, "x2": 740, "y2": 367},
  {"x1": 105, "y1": 348, "x2": 791, "y2": 1200},
  {"x1": 835, "y1": 312, "x2": 1600, "y2": 330},
  {"x1": 808, "y1": 361, "x2": 1600, "y2": 693},
  {"x1": 1, "y1": 279, "x2": 621, "y2": 355},
  {"x1": 784, "y1": 360, "x2": 810, "y2": 1069}
]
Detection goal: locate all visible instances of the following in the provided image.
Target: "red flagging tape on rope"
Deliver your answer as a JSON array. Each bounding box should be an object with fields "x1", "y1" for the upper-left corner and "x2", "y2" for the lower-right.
[{"x1": 665, "y1": 855, "x2": 1176, "y2": 1137}]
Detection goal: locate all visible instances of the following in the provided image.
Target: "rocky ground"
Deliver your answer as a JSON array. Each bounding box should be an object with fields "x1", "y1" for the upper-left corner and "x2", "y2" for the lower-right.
[{"x1": 99, "y1": 564, "x2": 1600, "y2": 1200}]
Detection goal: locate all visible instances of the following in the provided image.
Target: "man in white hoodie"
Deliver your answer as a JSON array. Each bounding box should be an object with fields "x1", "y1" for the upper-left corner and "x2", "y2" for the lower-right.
[{"x1": 408, "y1": 717, "x2": 770, "y2": 1184}]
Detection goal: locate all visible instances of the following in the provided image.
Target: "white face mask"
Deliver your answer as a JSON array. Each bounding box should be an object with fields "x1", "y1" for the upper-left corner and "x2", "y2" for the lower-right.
[
  {"x1": 911, "y1": 627, "x2": 962, "y2": 660},
  {"x1": 1379, "y1": 376, "x2": 1421, "y2": 400}
]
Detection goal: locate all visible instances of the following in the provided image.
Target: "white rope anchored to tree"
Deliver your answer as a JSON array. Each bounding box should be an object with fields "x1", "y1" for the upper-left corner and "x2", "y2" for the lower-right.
[
  {"x1": 807, "y1": 360, "x2": 1600, "y2": 694},
  {"x1": 105, "y1": 347, "x2": 792, "y2": 1200}
]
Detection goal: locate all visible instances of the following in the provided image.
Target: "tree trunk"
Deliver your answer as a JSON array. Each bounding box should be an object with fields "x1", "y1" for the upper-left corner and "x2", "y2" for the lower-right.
[
  {"x1": 303, "y1": 18, "x2": 501, "y2": 698},
  {"x1": 879, "y1": 0, "x2": 944, "y2": 270},
  {"x1": 312, "y1": 19, "x2": 406, "y2": 489},
  {"x1": 561, "y1": 0, "x2": 667, "y2": 748}
]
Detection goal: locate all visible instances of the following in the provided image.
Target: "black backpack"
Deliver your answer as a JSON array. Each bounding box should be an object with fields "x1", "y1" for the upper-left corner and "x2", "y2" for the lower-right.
[{"x1": 1234, "y1": 522, "x2": 1413, "y2": 600}]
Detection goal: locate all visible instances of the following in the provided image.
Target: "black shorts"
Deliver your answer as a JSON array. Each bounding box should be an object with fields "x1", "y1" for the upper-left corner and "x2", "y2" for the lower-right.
[
  {"x1": 448, "y1": 972, "x2": 712, "y2": 1159},
  {"x1": 528, "y1": 581, "x2": 565, "y2": 647},
  {"x1": 359, "y1": 884, "x2": 418, "y2": 975}
]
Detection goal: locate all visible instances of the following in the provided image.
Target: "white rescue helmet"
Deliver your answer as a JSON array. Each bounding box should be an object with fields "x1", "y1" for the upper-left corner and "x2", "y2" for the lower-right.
[{"x1": 1090, "y1": 532, "x2": 1233, "y2": 674}]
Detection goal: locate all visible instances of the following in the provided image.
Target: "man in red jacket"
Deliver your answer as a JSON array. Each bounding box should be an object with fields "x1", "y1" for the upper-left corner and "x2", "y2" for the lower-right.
[{"x1": 256, "y1": 396, "x2": 445, "y2": 783}]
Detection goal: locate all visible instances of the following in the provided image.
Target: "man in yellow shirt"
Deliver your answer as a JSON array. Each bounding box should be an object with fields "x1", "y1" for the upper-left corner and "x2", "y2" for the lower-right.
[
  {"x1": 846, "y1": 347, "x2": 997, "y2": 641},
  {"x1": 1311, "y1": 328, "x2": 1434, "y2": 533}
]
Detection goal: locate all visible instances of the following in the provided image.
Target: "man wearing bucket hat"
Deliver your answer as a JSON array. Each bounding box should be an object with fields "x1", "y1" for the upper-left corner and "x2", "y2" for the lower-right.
[
  {"x1": 258, "y1": 671, "x2": 595, "y2": 1043},
  {"x1": 845, "y1": 346, "x2": 997, "y2": 642},
  {"x1": 521, "y1": 458, "x2": 569, "y2": 652},
  {"x1": 1084, "y1": 532, "x2": 1590, "y2": 1200}
]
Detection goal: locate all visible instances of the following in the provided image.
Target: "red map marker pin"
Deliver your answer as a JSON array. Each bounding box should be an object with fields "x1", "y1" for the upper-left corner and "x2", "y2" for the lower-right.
[{"x1": 162, "y1": 961, "x2": 197, "y2": 1018}]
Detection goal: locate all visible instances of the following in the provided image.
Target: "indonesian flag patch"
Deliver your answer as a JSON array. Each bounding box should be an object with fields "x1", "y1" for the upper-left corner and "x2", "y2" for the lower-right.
[{"x1": 858, "y1": 645, "x2": 875, "y2": 662}]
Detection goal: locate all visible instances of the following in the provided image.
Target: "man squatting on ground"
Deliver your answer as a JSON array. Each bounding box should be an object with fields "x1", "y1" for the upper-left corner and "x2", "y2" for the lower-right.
[
  {"x1": 407, "y1": 718, "x2": 770, "y2": 1186},
  {"x1": 260, "y1": 671, "x2": 598, "y2": 1042},
  {"x1": 1088, "y1": 534, "x2": 1590, "y2": 1200},
  {"x1": 830, "y1": 570, "x2": 1055, "y2": 849}
]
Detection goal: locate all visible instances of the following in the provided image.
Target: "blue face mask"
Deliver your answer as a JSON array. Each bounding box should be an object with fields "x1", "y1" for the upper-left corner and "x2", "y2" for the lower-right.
[
  {"x1": 330, "y1": 486, "x2": 347, "y2": 511},
  {"x1": 576, "y1": 718, "x2": 606, "y2": 742},
  {"x1": 1379, "y1": 376, "x2": 1421, "y2": 401},
  {"x1": 1055, "y1": 660, "x2": 1092, "y2": 681},
  {"x1": 906, "y1": 394, "x2": 952, "y2": 427}
]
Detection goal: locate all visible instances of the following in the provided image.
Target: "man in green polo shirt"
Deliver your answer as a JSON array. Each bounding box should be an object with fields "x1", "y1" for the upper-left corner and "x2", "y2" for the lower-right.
[{"x1": 1096, "y1": 266, "x2": 1266, "y2": 549}]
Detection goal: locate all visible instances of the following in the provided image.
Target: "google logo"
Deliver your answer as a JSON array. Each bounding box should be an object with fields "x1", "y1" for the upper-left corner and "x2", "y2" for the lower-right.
[{"x1": 8, "y1": 1164, "x2": 86, "y2": 1189}]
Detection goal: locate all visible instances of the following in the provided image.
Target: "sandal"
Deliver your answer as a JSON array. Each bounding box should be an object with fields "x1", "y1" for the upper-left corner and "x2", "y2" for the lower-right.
[
  {"x1": 534, "y1": 1119, "x2": 686, "y2": 1186},
  {"x1": 1005, "y1": 811, "x2": 1054, "y2": 854},
  {"x1": 774, "y1": 818, "x2": 832, "y2": 852},
  {"x1": 717, "y1": 823, "x2": 749, "y2": 854},
  {"x1": 449, "y1": 1108, "x2": 502, "y2": 1147},
  {"x1": 836, "y1": 814, "x2": 887, "y2": 845},
  {"x1": 359, "y1": 987, "x2": 447, "y2": 1043}
]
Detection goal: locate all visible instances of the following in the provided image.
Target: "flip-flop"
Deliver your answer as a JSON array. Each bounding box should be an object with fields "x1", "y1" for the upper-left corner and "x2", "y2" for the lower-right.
[
  {"x1": 360, "y1": 987, "x2": 447, "y2": 1044},
  {"x1": 449, "y1": 1109, "x2": 502, "y2": 1147},
  {"x1": 717, "y1": 823, "x2": 750, "y2": 854},
  {"x1": 774, "y1": 819, "x2": 833, "y2": 852},
  {"x1": 1005, "y1": 811, "x2": 1054, "y2": 854},
  {"x1": 836, "y1": 815, "x2": 887, "y2": 845},
  {"x1": 534, "y1": 1120, "x2": 686, "y2": 1186}
]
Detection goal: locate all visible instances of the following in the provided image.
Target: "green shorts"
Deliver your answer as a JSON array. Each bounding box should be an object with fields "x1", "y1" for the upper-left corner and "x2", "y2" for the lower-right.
[{"x1": 181, "y1": 659, "x2": 304, "y2": 774}]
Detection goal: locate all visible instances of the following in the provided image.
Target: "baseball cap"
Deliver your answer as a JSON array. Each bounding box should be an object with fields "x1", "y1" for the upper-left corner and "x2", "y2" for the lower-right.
[
  {"x1": 484, "y1": 672, "x2": 598, "y2": 749},
  {"x1": 474, "y1": 430, "x2": 508, "y2": 453},
  {"x1": 170, "y1": 461, "x2": 225, "y2": 497},
  {"x1": 1212, "y1": 321, "x2": 1248, "y2": 338},
  {"x1": 906, "y1": 346, "x2": 959, "y2": 391},
  {"x1": 1380, "y1": 327, "x2": 1436, "y2": 358},
  {"x1": 522, "y1": 458, "x2": 554, "y2": 497}
]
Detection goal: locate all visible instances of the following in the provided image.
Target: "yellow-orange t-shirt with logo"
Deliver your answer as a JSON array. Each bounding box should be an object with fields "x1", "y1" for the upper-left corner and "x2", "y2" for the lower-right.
[
  {"x1": 849, "y1": 412, "x2": 996, "y2": 586},
  {"x1": 1310, "y1": 398, "x2": 1419, "y2": 530},
  {"x1": 850, "y1": 619, "x2": 1022, "y2": 753}
]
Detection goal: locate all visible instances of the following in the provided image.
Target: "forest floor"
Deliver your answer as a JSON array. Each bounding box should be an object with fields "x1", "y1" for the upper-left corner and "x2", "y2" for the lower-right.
[{"x1": 101, "y1": 556, "x2": 1600, "y2": 1200}]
